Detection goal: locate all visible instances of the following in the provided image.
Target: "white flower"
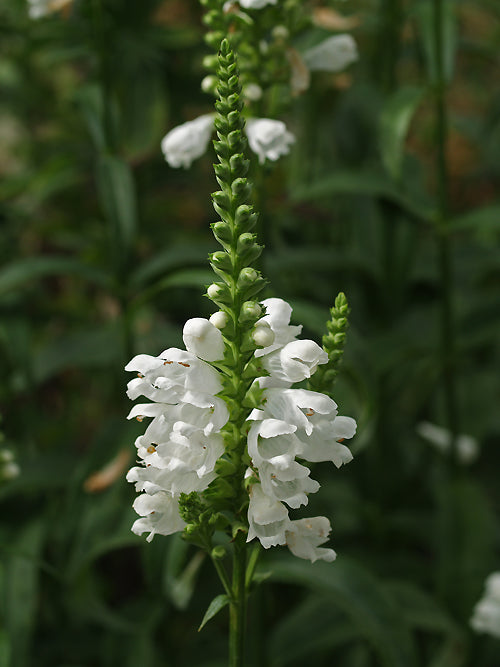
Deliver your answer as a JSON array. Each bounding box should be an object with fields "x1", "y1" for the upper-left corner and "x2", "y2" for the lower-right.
[
  {"x1": 126, "y1": 348, "x2": 223, "y2": 408},
  {"x1": 245, "y1": 118, "x2": 295, "y2": 164},
  {"x1": 161, "y1": 114, "x2": 215, "y2": 169},
  {"x1": 286, "y1": 517, "x2": 337, "y2": 563},
  {"x1": 28, "y1": 0, "x2": 71, "y2": 19},
  {"x1": 254, "y1": 298, "x2": 302, "y2": 357},
  {"x1": 470, "y1": 572, "x2": 500, "y2": 639},
  {"x1": 127, "y1": 463, "x2": 217, "y2": 497},
  {"x1": 303, "y1": 35, "x2": 358, "y2": 73},
  {"x1": 247, "y1": 482, "x2": 289, "y2": 548},
  {"x1": 131, "y1": 492, "x2": 186, "y2": 542},
  {"x1": 183, "y1": 318, "x2": 224, "y2": 362},
  {"x1": 258, "y1": 459, "x2": 320, "y2": 509},
  {"x1": 255, "y1": 388, "x2": 338, "y2": 435},
  {"x1": 128, "y1": 399, "x2": 229, "y2": 437},
  {"x1": 417, "y1": 422, "x2": 479, "y2": 465},
  {"x1": 238, "y1": 0, "x2": 277, "y2": 9},
  {"x1": 262, "y1": 339, "x2": 328, "y2": 385},
  {"x1": 162, "y1": 116, "x2": 295, "y2": 169}
]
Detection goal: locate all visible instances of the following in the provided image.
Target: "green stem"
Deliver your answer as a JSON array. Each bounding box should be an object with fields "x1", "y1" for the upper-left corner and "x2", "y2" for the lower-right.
[
  {"x1": 229, "y1": 531, "x2": 247, "y2": 667},
  {"x1": 433, "y1": 0, "x2": 459, "y2": 463},
  {"x1": 211, "y1": 555, "x2": 233, "y2": 598}
]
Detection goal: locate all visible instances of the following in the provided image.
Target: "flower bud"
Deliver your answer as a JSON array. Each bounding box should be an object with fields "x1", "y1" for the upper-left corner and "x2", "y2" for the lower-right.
[
  {"x1": 210, "y1": 251, "x2": 232, "y2": 272},
  {"x1": 211, "y1": 545, "x2": 226, "y2": 560},
  {"x1": 239, "y1": 301, "x2": 262, "y2": 322},
  {"x1": 252, "y1": 323, "x2": 275, "y2": 348},
  {"x1": 237, "y1": 267, "x2": 258, "y2": 289},
  {"x1": 211, "y1": 221, "x2": 233, "y2": 246},
  {"x1": 209, "y1": 311, "x2": 229, "y2": 329}
]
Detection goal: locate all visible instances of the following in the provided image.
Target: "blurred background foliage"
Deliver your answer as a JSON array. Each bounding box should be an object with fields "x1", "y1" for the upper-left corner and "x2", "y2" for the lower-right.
[{"x1": 0, "y1": 0, "x2": 499, "y2": 665}]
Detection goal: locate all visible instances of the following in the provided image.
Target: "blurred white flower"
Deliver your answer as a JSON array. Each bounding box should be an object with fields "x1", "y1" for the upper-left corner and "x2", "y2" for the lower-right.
[
  {"x1": 131, "y1": 492, "x2": 186, "y2": 542},
  {"x1": 239, "y1": 0, "x2": 278, "y2": 9},
  {"x1": 161, "y1": 115, "x2": 295, "y2": 168},
  {"x1": 0, "y1": 449, "x2": 20, "y2": 481},
  {"x1": 286, "y1": 517, "x2": 337, "y2": 563},
  {"x1": 28, "y1": 0, "x2": 72, "y2": 19},
  {"x1": 470, "y1": 572, "x2": 500, "y2": 639},
  {"x1": 245, "y1": 118, "x2": 295, "y2": 164},
  {"x1": 247, "y1": 482, "x2": 289, "y2": 548},
  {"x1": 303, "y1": 34, "x2": 358, "y2": 73},
  {"x1": 417, "y1": 421, "x2": 479, "y2": 465},
  {"x1": 161, "y1": 114, "x2": 215, "y2": 169}
]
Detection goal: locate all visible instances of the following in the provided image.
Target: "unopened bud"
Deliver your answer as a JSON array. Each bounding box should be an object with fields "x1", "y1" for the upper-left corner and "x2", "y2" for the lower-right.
[
  {"x1": 272, "y1": 25, "x2": 289, "y2": 41},
  {"x1": 237, "y1": 268, "x2": 258, "y2": 288},
  {"x1": 240, "y1": 301, "x2": 262, "y2": 321},
  {"x1": 207, "y1": 283, "x2": 222, "y2": 299},
  {"x1": 243, "y1": 83, "x2": 263, "y2": 102},
  {"x1": 211, "y1": 545, "x2": 226, "y2": 560},
  {"x1": 209, "y1": 311, "x2": 229, "y2": 329},
  {"x1": 252, "y1": 323, "x2": 274, "y2": 348}
]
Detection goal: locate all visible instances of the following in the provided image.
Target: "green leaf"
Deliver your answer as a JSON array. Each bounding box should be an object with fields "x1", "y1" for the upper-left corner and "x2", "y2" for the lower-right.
[
  {"x1": 131, "y1": 243, "x2": 214, "y2": 288},
  {"x1": 198, "y1": 594, "x2": 230, "y2": 631},
  {"x1": 0, "y1": 629, "x2": 10, "y2": 667},
  {"x1": 384, "y1": 581, "x2": 458, "y2": 634},
  {"x1": 0, "y1": 257, "x2": 109, "y2": 296},
  {"x1": 270, "y1": 595, "x2": 360, "y2": 667},
  {"x1": 96, "y1": 154, "x2": 137, "y2": 256},
  {"x1": 291, "y1": 169, "x2": 433, "y2": 222},
  {"x1": 379, "y1": 86, "x2": 424, "y2": 180},
  {"x1": 4, "y1": 519, "x2": 45, "y2": 667},
  {"x1": 452, "y1": 205, "x2": 500, "y2": 241},
  {"x1": 413, "y1": 1, "x2": 458, "y2": 83},
  {"x1": 269, "y1": 557, "x2": 418, "y2": 667}
]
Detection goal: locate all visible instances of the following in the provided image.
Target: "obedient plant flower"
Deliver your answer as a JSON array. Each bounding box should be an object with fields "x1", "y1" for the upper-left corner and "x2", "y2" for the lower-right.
[
  {"x1": 470, "y1": 572, "x2": 500, "y2": 639},
  {"x1": 237, "y1": 0, "x2": 278, "y2": 9},
  {"x1": 127, "y1": 51, "x2": 356, "y2": 658},
  {"x1": 161, "y1": 114, "x2": 294, "y2": 169}
]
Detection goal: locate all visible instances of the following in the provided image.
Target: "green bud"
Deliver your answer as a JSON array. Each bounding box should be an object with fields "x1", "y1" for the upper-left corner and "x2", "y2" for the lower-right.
[
  {"x1": 207, "y1": 282, "x2": 232, "y2": 305},
  {"x1": 239, "y1": 300, "x2": 262, "y2": 322},
  {"x1": 212, "y1": 190, "x2": 231, "y2": 216},
  {"x1": 237, "y1": 267, "x2": 258, "y2": 289},
  {"x1": 210, "y1": 251, "x2": 233, "y2": 272},
  {"x1": 203, "y1": 54, "x2": 219, "y2": 71},
  {"x1": 229, "y1": 153, "x2": 249, "y2": 177},
  {"x1": 205, "y1": 30, "x2": 225, "y2": 50},
  {"x1": 211, "y1": 546, "x2": 226, "y2": 560},
  {"x1": 211, "y1": 220, "x2": 233, "y2": 245},
  {"x1": 232, "y1": 178, "x2": 251, "y2": 200}
]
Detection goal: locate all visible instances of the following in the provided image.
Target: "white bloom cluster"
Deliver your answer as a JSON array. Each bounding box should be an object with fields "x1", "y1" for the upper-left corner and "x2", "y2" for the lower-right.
[
  {"x1": 416, "y1": 421, "x2": 479, "y2": 465},
  {"x1": 126, "y1": 300, "x2": 356, "y2": 562},
  {"x1": 470, "y1": 572, "x2": 500, "y2": 639},
  {"x1": 161, "y1": 115, "x2": 294, "y2": 169},
  {"x1": 126, "y1": 318, "x2": 227, "y2": 542},
  {"x1": 246, "y1": 298, "x2": 356, "y2": 562}
]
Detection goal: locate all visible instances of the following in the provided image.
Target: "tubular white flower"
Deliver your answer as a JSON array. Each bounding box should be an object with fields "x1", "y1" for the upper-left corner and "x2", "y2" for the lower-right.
[
  {"x1": 161, "y1": 114, "x2": 215, "y2": 169},
  {"x1": 127, "y1": 464, "x2": 217, "y2": 496},
  {"x1": 258, "y1": 460, "x2": 320, "y2": 509},
  {"x1": 255, "y1": 298, "x2": 302, "y2": 358},
  {"x1": 470, "y1": 572, "x2": 500, "y2": 639},
  {"x1": 183, "y1": 318, "x2": 225, "y2": 361},
  {"x1": 128, "y1": 398, "x2": 229, "y2": 437},
  {"x1": 262, "y1": 339, "x2": 328, "y2": 384},
  {"x1": 296, "y1": 414, "x2": 356, "y2": 467},
  {"x1": 285, "y1": 517, "x2": 337, "y2": 563},
  {"x1": 126, "y1": 348, "x2": 223, "y2": 407},
  {"x1": 303, "y1": 35, "x2": 358, "y2": 73},
  {"x1": 247, "y1": 482, "x2": 289, "y2": 548},
  {"x1": 246, "y1": 118, "x2": 295, "y2": 164},
  {"x1": 260, "y1": 388, "x2": 338, "y2": 435},
  {"x1": 131, "y1": 492, "x2": 186, "y2": 542}
]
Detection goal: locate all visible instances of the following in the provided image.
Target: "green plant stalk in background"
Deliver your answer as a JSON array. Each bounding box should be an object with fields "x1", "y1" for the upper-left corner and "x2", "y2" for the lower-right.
[{"x1": 432, "y1": 0, "x2": 459, "y2": 463}]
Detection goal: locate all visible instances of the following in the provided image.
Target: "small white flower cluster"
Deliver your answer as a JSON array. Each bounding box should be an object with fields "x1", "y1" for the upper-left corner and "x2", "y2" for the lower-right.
[
  {"x1": 126, "y1": 300, "x2": 356, "y2": 562},
  {"x1": 126, "y1": 318, "x2": 228, "y2": 542},
  {"x1": 161, "y1": 114, "x2": 294, "y2": 169},
  {"x1": 245, "y1": 298, "x2": 356, "y2": 562},
  {"x1": 470, "y1": 572, "x2": 500, "y2": 639}
]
